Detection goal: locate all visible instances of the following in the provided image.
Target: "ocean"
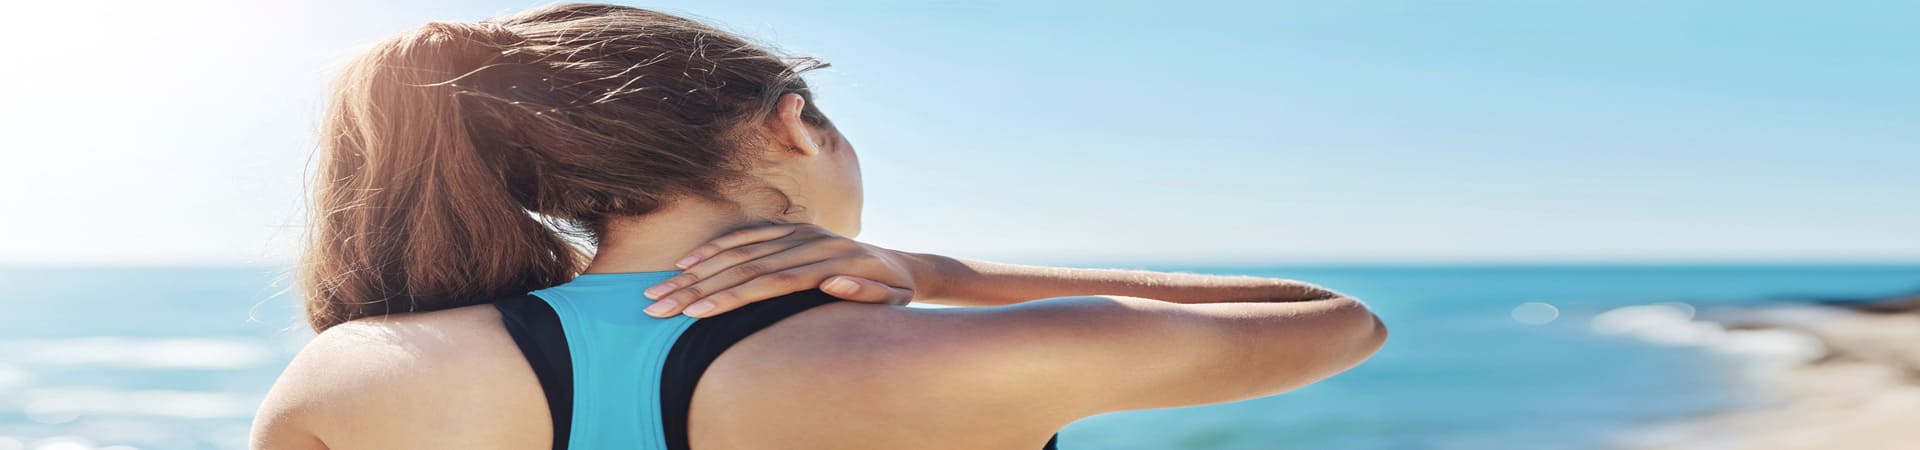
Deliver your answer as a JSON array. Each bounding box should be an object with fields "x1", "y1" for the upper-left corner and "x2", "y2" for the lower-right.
[{"x1": 3, "y1": 264, "x2": 1917, "y2": 450}]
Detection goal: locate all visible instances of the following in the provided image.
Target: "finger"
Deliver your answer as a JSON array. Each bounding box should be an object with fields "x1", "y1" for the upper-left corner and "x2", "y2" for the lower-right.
[
  {"x1": 820, "y1": 275, "x2": 914, "y2": 305},
  {"x1": 645, "y1": 236, "x2": 807, "y2": 301},
  {"x1": 677, "y1": 261, "x2": 846, "y2": 318},
  {"x1": 646, "y1": 245, "x2": 832, "y2": 317},
  {"x1": 673, "y1": 223, "x2": 805, "y2": 269},
  {"x1": 658, "y1": 236, "x2": 861, "y2": 301}
]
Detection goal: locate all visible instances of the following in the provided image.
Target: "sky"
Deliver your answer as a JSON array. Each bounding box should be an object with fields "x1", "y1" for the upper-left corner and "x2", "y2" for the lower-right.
[{"x1": 1, "y1": 0, "x2": 1915, "y2": 267}]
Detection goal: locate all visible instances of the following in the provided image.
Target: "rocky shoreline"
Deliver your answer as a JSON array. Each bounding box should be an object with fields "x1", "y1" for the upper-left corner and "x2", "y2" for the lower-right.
[{"x1": 1619, "y1": 293, "x2": 1920, "y2": 450}]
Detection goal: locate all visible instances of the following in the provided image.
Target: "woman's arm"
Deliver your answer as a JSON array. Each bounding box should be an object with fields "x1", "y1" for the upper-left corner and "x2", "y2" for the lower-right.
[
  {"x1": 936, "y1": 292, "x2": 1387, "y2": 419},
  {"x1": 639, "y1": 222, "x2": 1387, "y2": 432},
  {"x1": 905, "y1": 252, "x2": 1344, "y2": 307},
  {"x1": 640, "y1": 222, "x2": 1352, "y2": 317}
]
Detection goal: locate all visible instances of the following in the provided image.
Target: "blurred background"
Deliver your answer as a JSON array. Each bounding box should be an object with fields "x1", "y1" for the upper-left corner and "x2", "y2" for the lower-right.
[{"x1": 2, "y1": 1, "x2": 1916, "y2": 449}]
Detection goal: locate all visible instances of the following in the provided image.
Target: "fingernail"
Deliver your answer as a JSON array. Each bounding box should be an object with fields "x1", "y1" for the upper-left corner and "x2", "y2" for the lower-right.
[
  {"x1": 683, "y1": 301, "x2": 715, "y2": 317},
  {"x1": 674, "y1": 255, "x2": 700, "y2": 269},
  {"x1": 644, "y1": 300, "x2": 677, "y2": 317},
  {"x1": 825, "y1": 277, "x2": 858, "y2": 295},
  {"x1": 644, "y1": 282, "x2": 676, "y2": 299}
]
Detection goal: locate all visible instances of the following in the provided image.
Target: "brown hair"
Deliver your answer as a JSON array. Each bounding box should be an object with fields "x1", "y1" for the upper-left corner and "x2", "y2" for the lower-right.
[{"x1": 300, "y1": 3, "x2": 832, "y2": 331}]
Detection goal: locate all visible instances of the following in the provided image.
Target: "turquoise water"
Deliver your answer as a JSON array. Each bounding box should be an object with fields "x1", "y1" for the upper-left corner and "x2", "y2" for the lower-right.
[{"x1": 2, "y1": 264, "x2": 1917, "y2": 449}]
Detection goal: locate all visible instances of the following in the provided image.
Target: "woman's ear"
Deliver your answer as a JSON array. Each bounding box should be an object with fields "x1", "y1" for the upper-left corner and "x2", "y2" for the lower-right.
[{"x1": 768, "y1": 92, "x2": 820, "y2": 157}]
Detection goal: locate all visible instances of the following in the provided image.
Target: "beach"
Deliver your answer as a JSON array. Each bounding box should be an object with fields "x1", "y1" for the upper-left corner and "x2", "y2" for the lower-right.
[{"x1": 1621, "y1": 293, "x2": 1920, "y2": 450}]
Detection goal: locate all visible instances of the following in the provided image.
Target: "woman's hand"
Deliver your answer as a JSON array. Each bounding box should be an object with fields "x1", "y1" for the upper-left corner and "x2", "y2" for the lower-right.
[{"x1": 640, "y1": 222, "x2": 934, "y2": 318}]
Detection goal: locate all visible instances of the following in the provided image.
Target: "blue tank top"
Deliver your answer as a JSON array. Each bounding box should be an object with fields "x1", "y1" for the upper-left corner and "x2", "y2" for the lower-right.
[{"x1": 493, "y1": 270, "x2": 1064, "y2": 450}]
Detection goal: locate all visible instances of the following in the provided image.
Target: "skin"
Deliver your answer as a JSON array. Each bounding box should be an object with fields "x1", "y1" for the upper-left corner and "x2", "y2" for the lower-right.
[{"x1": 252, "y1": 93, "x2": 1389, "y2": 449}]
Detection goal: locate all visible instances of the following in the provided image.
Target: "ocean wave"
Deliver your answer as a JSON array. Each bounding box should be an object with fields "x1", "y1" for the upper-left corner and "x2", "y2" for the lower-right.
[
  {"x1": 1590, "y1": 303, "x2": 1827, "y2": 364},
  {"x1": 9, "y1": 387, "x2": 260, "y2": 420},
  {"x1": 0, "y1": 338, "x2": 277, "y2": 370},
  {"x1": 0, "y1": 364, "x2": 29, "y2": 390},
  {"x1": 0, "y1": 435, "x2": 142, "y2": 450}
]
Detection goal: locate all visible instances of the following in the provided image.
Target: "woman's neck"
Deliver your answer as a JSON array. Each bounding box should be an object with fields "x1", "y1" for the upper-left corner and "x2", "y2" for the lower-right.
[{"x1": 583, "y1": 197, "x2": 789, "y2": 274}]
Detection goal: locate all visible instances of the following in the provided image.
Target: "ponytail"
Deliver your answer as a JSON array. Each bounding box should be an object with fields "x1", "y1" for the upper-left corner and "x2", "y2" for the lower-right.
[
  {"x1": 300, "y1": 5, "x2": 832, "y2": 332},
  {"x1": 301, "y1": 21, "x2": 579, "y2": 331}
]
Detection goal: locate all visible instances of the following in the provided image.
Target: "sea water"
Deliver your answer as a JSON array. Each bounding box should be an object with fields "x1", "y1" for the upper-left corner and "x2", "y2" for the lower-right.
[{"x1": 2, "y1": 264, "x2": 1917, "y2": 450}]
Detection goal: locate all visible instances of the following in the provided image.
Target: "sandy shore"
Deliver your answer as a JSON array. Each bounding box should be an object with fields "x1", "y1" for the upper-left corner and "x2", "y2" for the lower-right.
[{"x1": 1619, "y1": 294, "x2": 1920, "y2": 450}]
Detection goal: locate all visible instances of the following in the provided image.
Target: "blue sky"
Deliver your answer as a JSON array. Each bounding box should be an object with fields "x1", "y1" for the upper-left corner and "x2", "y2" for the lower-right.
[{"x1": 2, "y1": 0, "x2": 1914, "y2": 266}]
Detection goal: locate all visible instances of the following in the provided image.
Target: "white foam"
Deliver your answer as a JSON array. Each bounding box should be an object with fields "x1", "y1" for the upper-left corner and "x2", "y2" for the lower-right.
[
  {"x1": 1591, "y1": 303, "x2": 1827, "y2": 364},
  {"x1": 1592, "y1": 303, "x2": 1714, "y2": 345},
  {"x1": 56, "y1": 418, "x2": 175, "y2": 445},
  {"x1": 0, "y1": 337, "x2": 275, "y2": 370},
  {"x1": 32, "y1": 443, "x2": 88, "y2": 450},
  {"x1": 27, "y1": 437, "x2": 91, "y2": 450},
  {"x1": 0, "y1": 364, "x2": 30, "y2": 390},
  {"x1": 18, "y1": 388, "x2": 259, "y2": 419}
]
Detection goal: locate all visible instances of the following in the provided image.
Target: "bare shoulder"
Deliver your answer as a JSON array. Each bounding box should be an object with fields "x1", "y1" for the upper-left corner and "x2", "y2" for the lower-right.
[
  {"x1": 251, "y1": 304, "x2": 549, "y2": 450},
  {"x1": 696, "y1": 294, "x2": 1384, "y2": 449}
]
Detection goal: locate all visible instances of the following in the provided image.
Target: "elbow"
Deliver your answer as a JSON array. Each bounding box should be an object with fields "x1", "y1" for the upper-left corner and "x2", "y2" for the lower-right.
[
  {"x1": 1277, "y1": 283, "x2": 1387, "y2": 361},
  {"x1": 1227, "y1": 296, "x2": 1388, "y2": 399},
  {"x1": 1358, "y1": 304, "x2": 1388, "y2": 359},
  {"x1": 1326, "y1": 296, "x2": 1388, "y2": 368}
]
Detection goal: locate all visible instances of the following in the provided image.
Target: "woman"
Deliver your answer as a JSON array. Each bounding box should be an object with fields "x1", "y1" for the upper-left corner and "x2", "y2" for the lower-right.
[{"x1": 253, "y1": 3, "x2": 1387, "y2": 449}]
